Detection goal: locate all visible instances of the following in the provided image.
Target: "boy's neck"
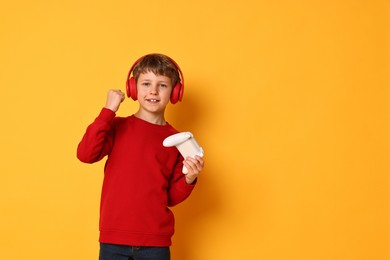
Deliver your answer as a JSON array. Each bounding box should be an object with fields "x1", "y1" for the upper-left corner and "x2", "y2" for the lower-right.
[{"x1": 134, "y1": 110, "x2": 167, "y2": 125}]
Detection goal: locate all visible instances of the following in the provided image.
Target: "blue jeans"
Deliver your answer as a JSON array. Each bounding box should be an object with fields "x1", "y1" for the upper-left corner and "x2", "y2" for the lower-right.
[{"x1": 99, "y1": 243, "x2": 170, "y2": 260}]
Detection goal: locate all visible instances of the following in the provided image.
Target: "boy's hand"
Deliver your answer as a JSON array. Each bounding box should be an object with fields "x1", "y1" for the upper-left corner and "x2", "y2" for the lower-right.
[
  {"x1": 183, "y1": 155, "x2": 204, "y2": 184},
  {"x1": 105, "y1": 89, "x2": 125, "y2": 112}
]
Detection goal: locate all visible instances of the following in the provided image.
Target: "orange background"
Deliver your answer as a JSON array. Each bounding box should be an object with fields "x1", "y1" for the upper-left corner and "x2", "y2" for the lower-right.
[{"x1": 0, "y1": 0, "x2": 389, "y2": 259}]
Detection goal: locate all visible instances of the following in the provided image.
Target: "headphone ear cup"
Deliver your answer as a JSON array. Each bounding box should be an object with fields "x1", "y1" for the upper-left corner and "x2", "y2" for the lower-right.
[
  {"x1": 170, "y1": 83, "x2": 183, "y2": 104},
  {"x1": 127, "y1": 77, "x2": 137, "y2": 100},
  {"x1": 126, "y1": 78, "x2": 131, "y2": 97},
  {"x1": 178, "y1": 83, "x2": 184, "y2": 102}
]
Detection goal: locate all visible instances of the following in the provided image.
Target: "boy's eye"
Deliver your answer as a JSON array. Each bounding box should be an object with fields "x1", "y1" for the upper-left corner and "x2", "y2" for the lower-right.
[
  {"x1": 142, "y1": 82, "x2": 150, "y2": 86},
  {"x1": 160, "y1": 84, "x2": 167, "y2": 88}
]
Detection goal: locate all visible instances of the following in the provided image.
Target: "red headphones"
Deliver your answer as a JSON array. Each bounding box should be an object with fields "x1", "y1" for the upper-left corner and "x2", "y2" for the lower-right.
[{"x1": 126, "y1": 54, "x2": 184, "y2": 104}]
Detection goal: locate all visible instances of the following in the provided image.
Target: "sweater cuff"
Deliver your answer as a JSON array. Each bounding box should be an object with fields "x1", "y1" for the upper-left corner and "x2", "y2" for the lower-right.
[
  {"x1": 98, "y1": 107, "x2": 116, "y2": 122},
  {"x1": 179, "y1": 176, "x2": 197, "y2": 192}
]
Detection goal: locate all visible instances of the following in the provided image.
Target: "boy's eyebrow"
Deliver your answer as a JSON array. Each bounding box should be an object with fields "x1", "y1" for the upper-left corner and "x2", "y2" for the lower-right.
[{"x1": 139, "y1": 79, "x2": 170, "y2": 83}]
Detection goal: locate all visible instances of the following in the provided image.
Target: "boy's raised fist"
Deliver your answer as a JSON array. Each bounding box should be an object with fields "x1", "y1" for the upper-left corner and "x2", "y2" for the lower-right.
[{"x1": 105, "y1": 89, "x2": 125, "y2": 112}]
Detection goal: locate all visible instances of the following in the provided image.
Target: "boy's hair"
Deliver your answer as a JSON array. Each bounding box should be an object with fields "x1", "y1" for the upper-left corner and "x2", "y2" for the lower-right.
[{"x1": 133, "y1": 54, "x2": 180, "y2": 87}]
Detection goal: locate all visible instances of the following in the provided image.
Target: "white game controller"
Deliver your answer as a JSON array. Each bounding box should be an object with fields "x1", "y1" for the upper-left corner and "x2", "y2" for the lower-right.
[{"x1": 163, "y1": 132, "x2": 204, "y2": 174}]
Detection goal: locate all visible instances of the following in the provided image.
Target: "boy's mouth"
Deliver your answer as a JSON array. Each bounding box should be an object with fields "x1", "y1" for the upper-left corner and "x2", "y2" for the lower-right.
[{"x1": 146, "y1": 99, "x2": 159, "y2": 103}]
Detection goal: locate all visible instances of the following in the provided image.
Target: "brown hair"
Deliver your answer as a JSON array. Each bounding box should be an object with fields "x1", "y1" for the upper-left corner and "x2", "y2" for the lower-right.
[{"x1": 133, "y1": 54, "x2": 180, "y2": 87}]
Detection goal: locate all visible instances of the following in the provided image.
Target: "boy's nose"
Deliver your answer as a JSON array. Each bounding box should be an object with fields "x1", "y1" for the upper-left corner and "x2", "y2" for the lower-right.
[{"x1": 149, "y1": 85, "x2": 158, "y2": 94}]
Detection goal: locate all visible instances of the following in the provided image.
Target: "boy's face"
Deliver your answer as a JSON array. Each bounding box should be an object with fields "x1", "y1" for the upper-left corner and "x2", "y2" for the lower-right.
[{"x1": 136, "y1": 71, "x2": 173, "y2": 114}]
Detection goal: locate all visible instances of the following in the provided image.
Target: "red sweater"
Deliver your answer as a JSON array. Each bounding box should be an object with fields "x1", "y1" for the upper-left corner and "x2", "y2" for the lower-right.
[{"x1": 77, "y1": 108, "x2": 196, "y2": 246}]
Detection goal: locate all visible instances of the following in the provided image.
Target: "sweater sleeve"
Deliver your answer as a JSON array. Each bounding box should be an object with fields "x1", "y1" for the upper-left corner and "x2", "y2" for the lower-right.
[
  {"x1": 77, "y1": 108, "x2": 116, "y2": 164},
  {"x1": 167, "y1": 159, "x2": 197, "y2": 207}
]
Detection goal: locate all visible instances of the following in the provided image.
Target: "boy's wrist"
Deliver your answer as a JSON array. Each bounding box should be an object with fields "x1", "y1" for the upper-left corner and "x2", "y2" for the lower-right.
[
  {"x1": 185, "y1": 176, "x2": 197, "y2": 185},
  {"x1": 104, "y1": 105, "x2": 117, "y2": 113}
]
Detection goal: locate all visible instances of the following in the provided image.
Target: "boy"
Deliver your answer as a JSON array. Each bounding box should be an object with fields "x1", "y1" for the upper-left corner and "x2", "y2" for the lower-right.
[{"x1": 77, "y1": 54, "x2": 204, "y2": 260}]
